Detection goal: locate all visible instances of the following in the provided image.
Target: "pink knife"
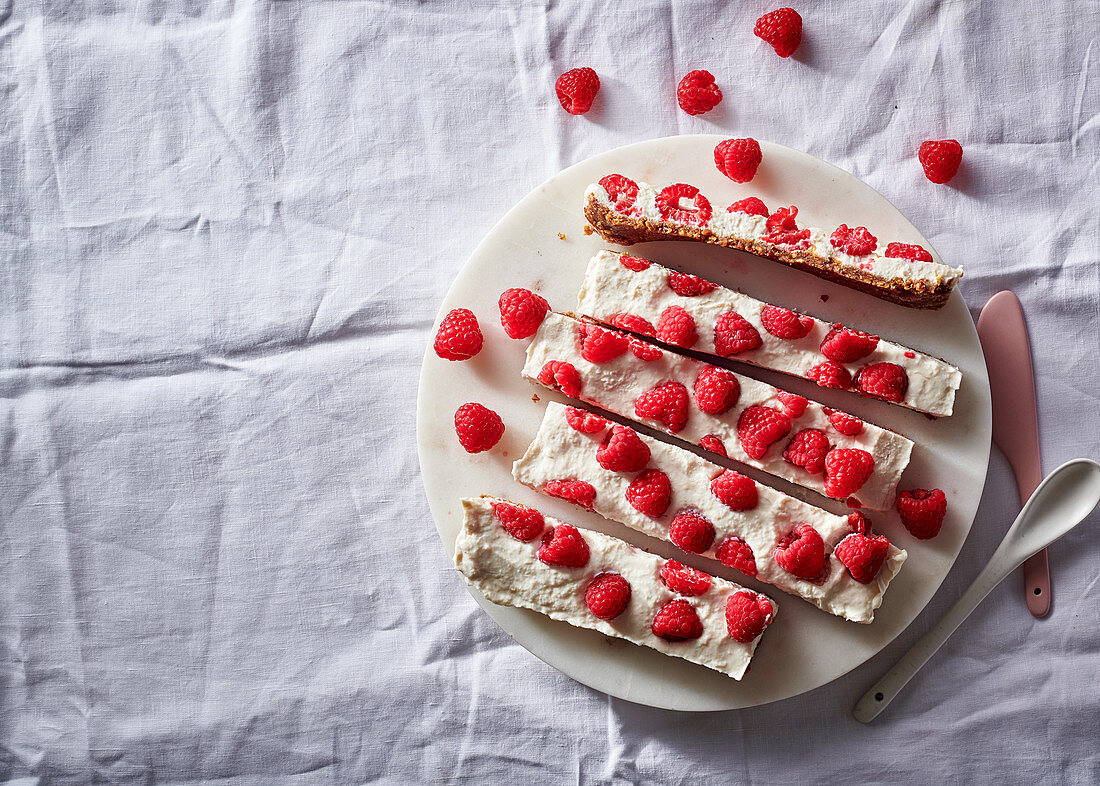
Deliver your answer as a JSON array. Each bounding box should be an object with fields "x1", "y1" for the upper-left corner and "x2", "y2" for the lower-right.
[{"x1": 976, "y1": 291, "x2": 1050, "y2": 617}]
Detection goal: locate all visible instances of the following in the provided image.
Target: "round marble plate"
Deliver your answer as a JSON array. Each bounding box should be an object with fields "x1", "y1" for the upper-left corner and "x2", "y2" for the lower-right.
[{"x1": 416, "y1": 135, "x2": 991, "y2": 711}]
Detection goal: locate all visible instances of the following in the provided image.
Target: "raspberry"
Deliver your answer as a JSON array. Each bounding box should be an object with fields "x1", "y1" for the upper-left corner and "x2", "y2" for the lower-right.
[
  {"x1": 578, "y1": 322, "x2": 629, "y2": 363},
  {"x1": 676, "y1": 70, "x2": 722, "y2": 115},
  {"x1": 625, "y1": 469, "x2": 672, "y2": 518},
  {"x1": 896, "y1": 488, "x2": 948, "y2": 539},
  {"x1": 754, "y1": 7, "x2": 803, "y2": 58},
  {"x1": 585, "y1": 572, "x2": 631, "y2": 619},
  {"x1": 823, "y1": 448, "x2": 875, "y2": 499},
  {"x1": 847, "y1": 510, "x2": 871, "y2": 535},
  {"x1": 565, "y1": 406, "x2": 608, "y2": 434},
  {"x1": 834, "y1": 532, "x2": 890, "y2": 584},
  {"x1": 714, "y1": 138, "x2": 762, "y2": 183},
  {"x1": 538, "y1": 523, "x2": 591, "y2": 568},
  {"x1": 596, "y1": 424, "x2": 651, "y2": 473},
  {"x1": 856, "y1": 362, "x2": 909, "y2": 402},
  {"x1": 774, "y1": 524, "x2": 826, "y2": 580},
  {"x1": 555, "y1": 67, "x2": 600, "y2": 115},
  {"x1": 656, "y1": 183, "x2": 713, "y2": 227},
  {"x1": 918, "y1": 140, "x2": 963, "y2": 184},
  {"x1": 660, "y1": 560, "x2": 712, "y2": 596},
  {"x1": 783, "y1": 429, "x2": 831, "y2": 474},
  {"x1": 543, "y1": 479, "x2": 596, "y2": 510},
  {"x1": 498, "y1": 288, "x2": 550, "y2": 339},
  {"x1": 829, "y1": 225, "x2": 878, "y2": 257},
  {"x1": 454, "y1": 403, "x2": 505, "y2": 453},
  {"x1": 537, "y1": 360, "x2": 582, "y2": 398},
  {"x1": 652, "y1": 599, "x2": 704, "y2": 642},
  {"x1": 608, "y1": 312, "x2": 655, "y2": 336},
  {"x1": 629, "y1": 338, "x2": 663, "y2": 361},
  {"x1": 807, "y1": 360, "x2": 853, "y2": 390},
  {"x1": 656, "y1": 305, "x2": 698, "y2": 349},
  {"x1": 725, "y1": 591, "x2": 774, "y2": 643},
  {"x1": 600, "y1": 175, "x2": 640, "y2": 213},
  {"x1": 716, "y1": 536, "x2": 757, "y2": 576},
  {"x1": 763, "y1": 206, "x2": 811, "y2": 248},
  {"x1": 885, "y1": 242, "x2": 933, "y2": 263},
  {"x1": 490, "y1": 501, "x2": 545, "y2": 541},
  {"x1": 669, "y1": 510, "x2": 716, "y2": 553},
  {"x1": 826, "y1": 408, "x2": 864, "y2": 436},
  {"x1": 434, "y1": 308, "x2": 484, "y2": 361},
  {"x1": 713, "y1": 311, "x2": 763, "y2": 356},
  {"x1": 710, "y1": 469, "x2": 758, "y2": 511},
  {"x1": 618, "y1": 254, "x2": 650, "y2": 271},
  {"x1": 761, "y1": 304, "x2": 814, "y2": 340},
  {"x1": 634, "y1": 381, "x2": 689, "y2": 433},
  {"x1": 728, "y1": 197, "x2": 770, "y2": 217},
  {"x1": 820, "y1": 325, "x2": 879, "y2": 363},
  {"x1": 693, "y1": 365, "x2": 741, "y2": 415},
  {"x1": 776, "y1": 391, "x2": 808, "y2": 418},
  {"x1": 667, "y1": 270, "x2": 717, "y2": 297},
  {"x1": 737, "y1": 405, "x2": 792, "y2": 460},
  {"x1": 700, "y1": 434, "x2": 727, "y2": 457}
]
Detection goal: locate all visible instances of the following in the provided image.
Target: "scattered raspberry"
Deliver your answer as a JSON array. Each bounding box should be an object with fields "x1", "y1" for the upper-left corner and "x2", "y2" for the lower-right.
[
  {"x1": 754, "y1": 7, "x2": 803, "y2": 58},
  {"x1": 629, "y1": 338, "x2": 663, "y2": 361},
  {"x1": 656, "y1": 183, "x2": 713, "y2": 226},
  {"x1": 807, "y1": 360, "x2": 854, "y2": 390},
  {"x1": 596, "y1": 424, "x2": 651, "y2": 473},
  {"x1": 774, "y1": 523, "x2": 826, "y2": 580},
  {"x1": 625, "y1": 469, "x2": 672, "y2": 518},
  {"x1": 660, "y1": 560, "x2": 712, "y2": 596},
  {"x1": 669, "y1": 510, "x2": 716, "y2": 553},
  {"x1": 904, "y1": 351, "x2": 916, "y2": 359},
  {"x1": 434, "y1": 308, "x2": 484, "y2": 361},
  {"x1": 652, "y1": 599, "x2": 704, "y2": 642},
  {"x1": 585, "y1": 572, "x2": 631, "y2": 619},
  {"x1": 763, "y1": 206, "x2": 811, "y2": 248},
  {"x1": 834, "y1": 532, "x2": 890, "y2": 584},
  {"x1": 713, "y1": 311, "x2": 763, "y2": 356},
  {"x1": 537, "y1": 523, "x2": 591, "y2": 568},
  {"x1": 498, "y1": 288, "x2": 550, "y2": 339},
  {"x1": 829, "y1": 225, "x2": 878, "y2": 257},
  {"x1": 918, "y1": 139, "x2": 963, "y2": 184},
  {"x1": 543, "y1": 479, "x2": 596, "y2": 510},
  {"x1": 618, "y1": 253, "x2": 650, "y2": 272},
  {"x1": 856, "y1": 362, "x2": 909, "y2": 402},
  {"x1": 710, "y1": 469, "x2": 759, "y2": 511},
  {"x1": 820, "y1": 325, "x2": 879, "y2": 363},
  {"x1": 716, "y1": 536, "x2": 758, "y2": 576},
  {"x1": 823, "y1": 449, "x2": 875, "y2": 499},
  {"x1": 634, "y1": 381, "x2": 689, "y2": 433},
  {"x1": 667, "y1": 270, "x2": 717, "y2": 297},
  {"x1": 600, "y1": 175, "x2": 640, "y2": 213},
  {"x1": 826, "y1": 408, "x2": 865, "y2": 436},
  {"x1": 885, "y1": 242, "x2": 933, "y2": 263},
  {"x1": 693, "y1": 365, "x2": 741, "y2": 415},
  {"x1": 565, "y1": 406, "x2": 608, "y2": 434},
  {"x1": 896, "y1": 488, "x2": 948, "y2": 539},
  {"x1": 491, "y1": 501, "x2": 545, "y2": 541},
  {"x1": 608, "y1": 312, "x2": 655, "y2": 336},
  {"x1": 454, "y1": 403, "x2": 504, "y2": 453},
  {"x1": 676, "y1": 70, "x2": 723, "y2": 115},
  {"x1": 656, "y1": 305, "x2": 699, "y2": 349},
  {"x1": 728, "y1": 197, "x2": 770, "y2": 217},
  {"x1": 725, "y1": 591, "x2": 774, "y2": 643},
  {"x1": 761, "y1": 304, "x2": 814, "y2": 340},
  {"x1": 847, "y1": 510, "x2": 871, "y2": 535},
  {"x1": 737, "y1": 406, "x2": 792, "y2": 460},
  {"x1": 714, "y1": 138, "x2": 762, "y2": 183},
  {"x1": 776, "y1": 391, "x2": 808, "y2": 418},
  {"x1": 578, "y1": 322, "x2": 629, "y2": 363},
  {"x1": 537, "y1": 360, "x2": 582, "y2": 398},
  {"x1": 700, "y1": 434, "x2": 728, "y2": 457},
  {"x1": 555, "y1": 67, "x2": 600, "y2": 115},
  {"x1": 783, "y1": 428, "x2": 831, "y2": 474}
]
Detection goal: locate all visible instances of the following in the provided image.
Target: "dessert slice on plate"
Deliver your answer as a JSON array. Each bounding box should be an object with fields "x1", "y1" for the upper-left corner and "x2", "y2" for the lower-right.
[
  {"x1": 455, "y1": 496, "x2": 777, "y2": 680},
  {"x1": 577, "y1": 249, "x2": 962, "y2": 417}
]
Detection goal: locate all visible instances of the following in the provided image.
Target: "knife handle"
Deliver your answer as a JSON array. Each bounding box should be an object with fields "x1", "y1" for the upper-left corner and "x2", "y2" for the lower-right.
[{"x1": 1023, "y1": 550, "x2": 1051, "y2": 616}]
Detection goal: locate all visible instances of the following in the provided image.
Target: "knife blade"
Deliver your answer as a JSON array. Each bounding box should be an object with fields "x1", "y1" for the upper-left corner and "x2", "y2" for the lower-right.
[{"x1": 976, "y1": 291, "x2": 1050, "y2": 617}]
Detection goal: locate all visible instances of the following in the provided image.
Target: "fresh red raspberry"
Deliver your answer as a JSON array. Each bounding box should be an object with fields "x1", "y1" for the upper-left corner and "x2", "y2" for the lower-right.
[
  {"x1": 737, "y1": 405, "x2": 792, "y2": 460},
  {"x1": 656, "y1": 183, "x2": 713, "y2": 226},
  {"x1": 578, "y1": 322, "x2": 629, "y2": 363},
  {"x1": 783, "y1": 428, "x2": 831, "y2": 474},
  {"x1": 652, "y1": 599, "x2": 704, "y2": 642},
  {"x1": 676, "y1": 70, "x2": 723, "y2": 115},
  {"x1": 834, "y1": 532, "x2": 890, "y2": 584},
  {"x1": 728, "y1": 197, "x2": 770, "y2": 217},
  {"x1": 714, "y1": 311, "x2": 763, "y2": 356},
  {"x1": 856, "y1": 362, "x2": 909, "y2": 402},
  {"x1": 776, "y1": 391, "x2": 808, "y2": 418},
  {"x1": 918, "y1": 140, "x2": 963, "y2": 184},
  {"x1": 669, "y1": 509, "x2": 716, "y2": 553},
  {"x1": 618, "y1": 253, "x2": 650, "y2": 271},
  {"x1": 716, "y1": 536, "x2": 757, "y2": 576},
  {"x1": 896, "y1": 488, "x2": 948, "y2": 539},
  {"x1": 537, "y1": 523, "x2": 591, "y2": 568},
  {"x1": 608, "y1": 312, "x2": 655, "y2": 336},
  {"x1": 826, "y1": 408, "x2": 865, "y2": 436},
  {"x1": 656, "y1": 305, "x2": 699, "y2": 349},
  {"x1": 537, "y1": 360, "x2": 582, "y2": 398},
  {"x1": 596, "y1": 424, "x2": 651, "y2": 473},
  {"x1": 820, "y1": 325, "x2": 879, "y2": 363},
  {"x1": 565, "y1": 406, "x2": 608, "y2": 434},
  {"x1": 725, "y1": 591, "x2": 774, "y2": 643},
  {"x1": 555, "y1": 67, "x2": 600, "y2": 115},
  {"x1": 660, "y1": 560, "x2": 712, "y2": 596},
  {"x1": 600, "y1": 175, "x2": 641, "y2": 213},
  {"x1": 543, "y1": 479, "x2": 596, "y2": 510},
  {"x1": 585, "y1": 572, "x2": 631, "y2": 619},
  {"x1": 885, "y1": 242, "x2": 933, "y2": 263},
  {"x1": 774, "y1": 523, "x2": 827, "y2": 580},
  {"x1": 829, "y1": 225, "x2": 878, "y2": 257},
  {"x1": 710, "y1": 469, "x2": 758, "y2": 511},
  {"x1": 714, "y1": 138, "x2": 762, "y2": 183},
  {"x1": 754, "y1": 7, "x2": 803, "y2": 58},
  {"x1": 434, "y1": 308, "x2": 484, "y2": 360},
  {"x1": 823, "y1": 449, "x2": 875, "y2": 499},
  {"x1": 847, "y1": 510, "x2": 871, "y2": 535},
  {"x1": 761, "y1": 304, "x2": 814, "y2": 339},
  {"x1": 498, "y1": 288, "x2": 550, "y2": 339},
  {"x1": 807, "y1": 360, "x2": 854, "y2": 390},
  {"x1": 700, "y1": 434, "x2": 727, "y2": 457},
  {"x1": 693, "y1": 365, "x2": 741, "y2": 415},
  {"x1": 625, "y1": 468, "x2": 672, "y2": 518},
  {"x1": 629, "y1": 338, "x2": 663, "y2": 361},
  {"x1": 634, "y1": 381, "x2": 689, "y2": 433},
  {"x1": 763, "y1": 206, "x2": 812, "y2": 248},
  {"x1": 454, "y1": 403, "x2": 504, "y2": 453},
  {"x1": 667, "y1": 270, "x2": 717, "y2": 296},
  {"x1": 490, "y1": 501, "x2": 546, "y2": 541}
]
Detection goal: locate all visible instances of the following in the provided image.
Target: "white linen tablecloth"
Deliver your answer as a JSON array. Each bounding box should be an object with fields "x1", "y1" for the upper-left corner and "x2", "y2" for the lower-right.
[{"x1": 2, "y1": 1, "x2": 1098, "y2": 783}]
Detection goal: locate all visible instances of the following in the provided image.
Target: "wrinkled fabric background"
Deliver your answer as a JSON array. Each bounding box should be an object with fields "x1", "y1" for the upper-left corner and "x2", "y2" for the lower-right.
[{"x1": 1, "y1": 1, "x2": 1098, "y2": 783}]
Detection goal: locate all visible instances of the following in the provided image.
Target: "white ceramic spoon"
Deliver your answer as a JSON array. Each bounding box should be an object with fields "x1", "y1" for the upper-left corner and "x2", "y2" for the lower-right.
[{"x1": 854, "y1": 458, "x2": 1100, "y2": 723}]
